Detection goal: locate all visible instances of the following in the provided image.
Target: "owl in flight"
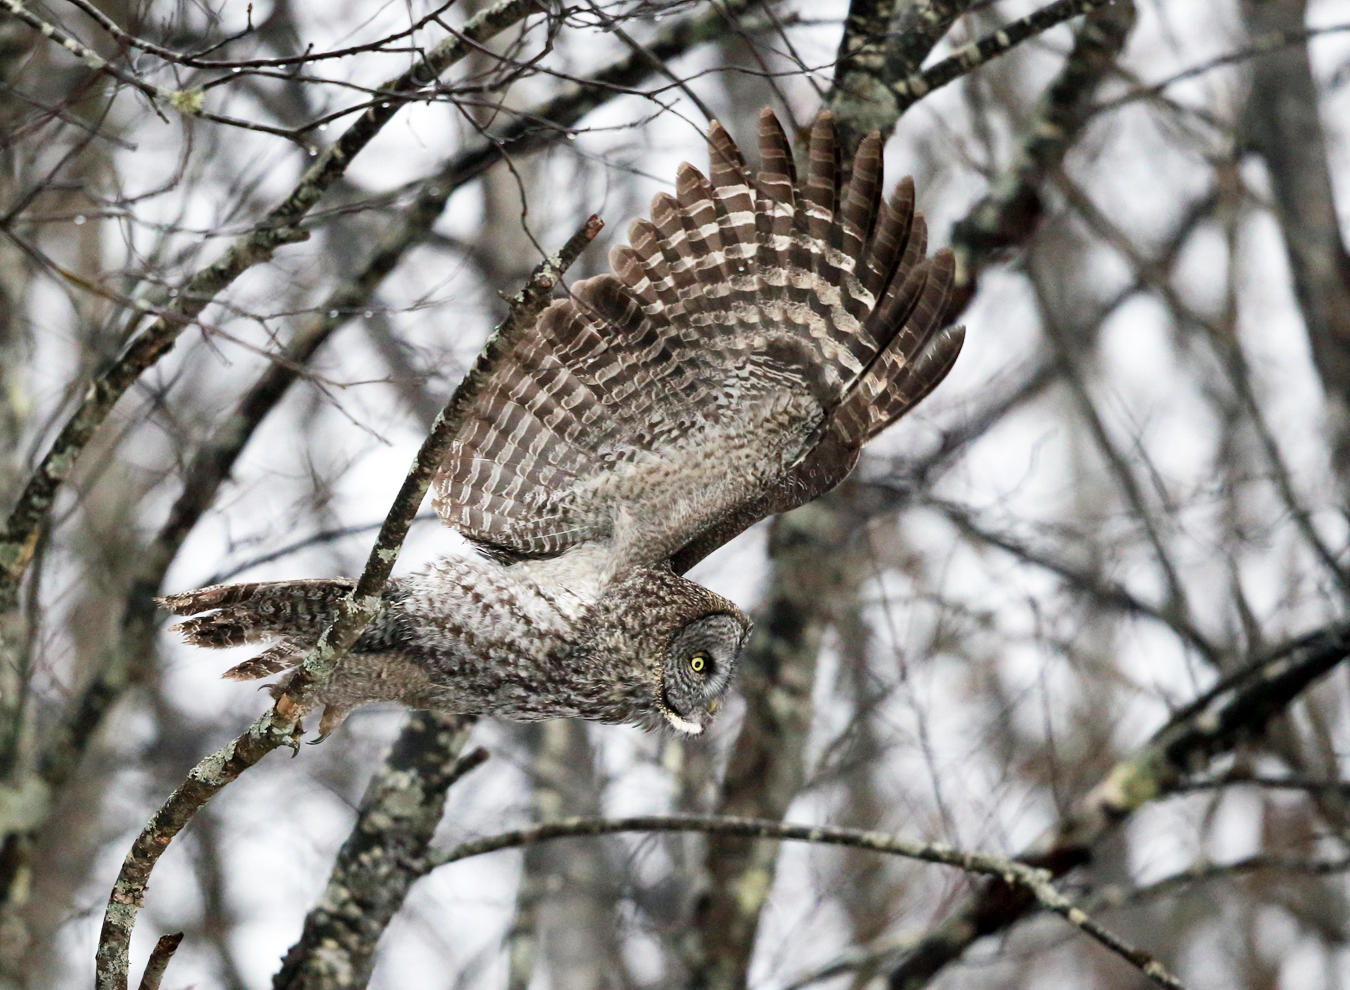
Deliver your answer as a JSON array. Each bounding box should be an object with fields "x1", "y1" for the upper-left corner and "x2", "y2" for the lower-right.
[{"x1": 161, "y1": 109, "x2": 965, "y2": 736}]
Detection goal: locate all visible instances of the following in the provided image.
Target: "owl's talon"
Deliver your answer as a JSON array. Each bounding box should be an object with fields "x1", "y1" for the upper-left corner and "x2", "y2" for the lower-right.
[{"x1": 316, "y1": 704, "x2": 348, "y2": 739}]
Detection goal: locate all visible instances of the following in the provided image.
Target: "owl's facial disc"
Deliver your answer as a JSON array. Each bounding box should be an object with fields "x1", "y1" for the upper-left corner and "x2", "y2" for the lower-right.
[{"x1": 659, "y1": 612, "x2": 748, "y2": 734}]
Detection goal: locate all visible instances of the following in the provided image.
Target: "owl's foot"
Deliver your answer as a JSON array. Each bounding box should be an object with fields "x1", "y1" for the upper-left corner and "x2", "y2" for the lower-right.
[
  {"x1": 266, "y1": 692, "x2": 308, "y2": 754},
  {"x1": 309, "y1": 703, "x2": 351, "y2": 742},
  {"x1": 274, "y1": 690, "x2": 302, "y2": 719}
]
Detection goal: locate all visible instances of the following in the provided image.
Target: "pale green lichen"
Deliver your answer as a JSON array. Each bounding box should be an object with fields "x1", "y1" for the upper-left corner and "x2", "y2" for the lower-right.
[
  {"x1": 733, "y1": 866, "x2": 772, "y2": 913},
  {"x1": 167, "y1": 88, "x2": 205, "y2": 116},
  {"x1": 1101, "y1": 758, "x2": 1161, "y2": 811}
]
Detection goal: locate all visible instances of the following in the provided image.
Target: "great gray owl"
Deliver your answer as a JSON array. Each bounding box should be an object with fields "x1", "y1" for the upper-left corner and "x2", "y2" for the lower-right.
[{"x1": 160, "y1": 109, "x2": 965, "y2": 736}]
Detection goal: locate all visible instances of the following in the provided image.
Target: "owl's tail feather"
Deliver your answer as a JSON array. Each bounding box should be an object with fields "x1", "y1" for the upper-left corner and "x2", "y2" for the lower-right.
[
  {"x1": 219, "y1": 640, "x2": 308, "y2": 681},
  {"x1": 157, "y1": 577, "x2": 357, "y2": 679}
]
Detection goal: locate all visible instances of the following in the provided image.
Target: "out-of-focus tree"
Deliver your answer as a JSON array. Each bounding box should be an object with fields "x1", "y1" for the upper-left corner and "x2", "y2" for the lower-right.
[{"x1": 2, "y1": 0, "x2": 1349, "y2": 988}]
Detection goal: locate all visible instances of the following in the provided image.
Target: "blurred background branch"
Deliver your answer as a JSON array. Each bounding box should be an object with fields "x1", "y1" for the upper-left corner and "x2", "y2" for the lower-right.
[{"x1": 3, "y1": 0, "x2": 1350, "y2": 987}]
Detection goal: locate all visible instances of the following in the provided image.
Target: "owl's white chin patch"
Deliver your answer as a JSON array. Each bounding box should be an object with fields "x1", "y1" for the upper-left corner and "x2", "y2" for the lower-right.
[{"x1": 663, "y1": 710, "x2": 705, "y2": 735}]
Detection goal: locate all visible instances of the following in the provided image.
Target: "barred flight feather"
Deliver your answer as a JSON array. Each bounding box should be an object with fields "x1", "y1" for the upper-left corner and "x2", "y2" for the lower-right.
[{"x1": 430, "y1": 107, "x2": 964, "y2": 568}]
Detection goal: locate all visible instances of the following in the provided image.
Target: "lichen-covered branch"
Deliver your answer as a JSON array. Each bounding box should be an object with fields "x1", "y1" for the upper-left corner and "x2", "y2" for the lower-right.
[
  {"x1": 270, "y1": 214, "x2": 603, "y2": 716},
  {"x1": 91, "y1": 216, "x2": 600, "y2": 990},
  {"x1": 26, "y1": 0, "x2": 765, "y2": 853},
  {"x1": 94, "y1": 713, "x2": 299, "y2": 990},
  {"x1": 892, "y1": 0, "x2": 1114, "y2": 115},
  {"x1": 680, "y1": 4, "x2": 1129, "y2": 984},
  {"x1": 273, "y1": 717, "x2": 483, "y2": 990},
  {"x1": 19, "y1": 4, "x2": 772, "y2": 980},
  {"x1": 1, "y1": 0, "x2": 546, "y2": 955},
  {"x1": 886, "y1": 620, "x2": 1350, "y2": 989},
  {"x1": 0, "y1": 0, "x2": 182, "y2": 111},
  {"x1": 950, "y1": 0, "x2": 1136, "y2": 299},
  {"x1": 0, "y1": 0, "x2": 541, "y2": 608},
  {"x1": 828, "y1": 0, "x2": 909, "y2": 151}
]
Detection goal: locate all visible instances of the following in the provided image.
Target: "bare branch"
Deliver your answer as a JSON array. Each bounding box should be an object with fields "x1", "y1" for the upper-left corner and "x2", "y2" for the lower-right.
[
  {"x1": 133, "y1": 933, "x2": 183, "y2": 990},
  {"x1": 0, "y1": 0, "x2": 541, "y2": 607},
  {"x1": 886, "y1": 620, "x2": 1350, "y2": 988},
  {"x1": 428, "y1": 813, "x2": 1185, "y2": 988},
  {"x1": 893, "y1": 0, "x2": 1117, "y2": 114},
  {"x1": 91, "y1": 215, "x2": 601, "y2": 990},
  {"x1": 950, "y1": 0, "x2": 1136, "y2": 295},
  {"x1": 273, "y1": 717, "x2": 483, "y2": 990}
]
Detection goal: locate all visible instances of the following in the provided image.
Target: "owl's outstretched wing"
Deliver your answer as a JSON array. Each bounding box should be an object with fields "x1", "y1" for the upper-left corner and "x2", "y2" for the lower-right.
[{"x1": 432, "y1": 108, "x2": 964, "y2": 570}]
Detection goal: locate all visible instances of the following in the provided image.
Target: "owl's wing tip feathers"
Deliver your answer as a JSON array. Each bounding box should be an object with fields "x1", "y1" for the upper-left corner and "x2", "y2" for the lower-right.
[{"x1": 430, "y1": 105, "x2": 965, "y2": 566}]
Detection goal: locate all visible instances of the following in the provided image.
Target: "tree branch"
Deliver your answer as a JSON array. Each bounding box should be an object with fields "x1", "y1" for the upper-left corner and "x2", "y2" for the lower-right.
[
  {"x1": 23, "y1": 0, "x2": 766, "y2": 847},
  {"x1": 892, "y1": 0, "x2": 1116, "y2": 115},
  {"x1": 273, "y1": 719, "x2": 484, "y2": 990},
  {"x1": 886, "y1": 619, "x2": 1350, "y2": 988},
  {"x1": 91, "y1": 214, "x2": 601, "y2": 990},
  {"x1": 950, "y1": 0, "x2": 1136, "y2": 298},
  {"x1": 0, "y1": 0, "x2": 541, "y2": 607},
  {"x1": 427, "y1": 813, "x2": 1185, "y2": 989}
]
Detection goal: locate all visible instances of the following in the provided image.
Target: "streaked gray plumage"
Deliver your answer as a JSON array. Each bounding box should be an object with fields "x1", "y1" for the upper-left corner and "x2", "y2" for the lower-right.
[{"x1": 161, "y1": 109, "x2": 965, "y2": 736}]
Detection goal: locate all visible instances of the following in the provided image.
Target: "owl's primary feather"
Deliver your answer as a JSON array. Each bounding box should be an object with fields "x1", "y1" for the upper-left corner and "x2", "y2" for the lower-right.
[
  {"x1": 433, "y1": 109, "x2": 962, "y2": 570},
  {"x1": 161, "y1": 109, "x2": 964, "y2": 735}
]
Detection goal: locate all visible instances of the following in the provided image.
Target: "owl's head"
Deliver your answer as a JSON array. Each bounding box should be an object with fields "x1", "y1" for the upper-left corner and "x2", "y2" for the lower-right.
[
  {"x1": 581, "y1": 567, "x2": 751, "y2": 735},
  {"x1": 656, "y1": 611, "x2": 746, "y2": 735}
]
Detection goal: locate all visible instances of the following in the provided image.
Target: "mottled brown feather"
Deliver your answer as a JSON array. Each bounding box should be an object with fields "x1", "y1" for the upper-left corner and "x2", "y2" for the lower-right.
[{"x1": 429, "y1": 109, "x2": 964, "y2": 566}]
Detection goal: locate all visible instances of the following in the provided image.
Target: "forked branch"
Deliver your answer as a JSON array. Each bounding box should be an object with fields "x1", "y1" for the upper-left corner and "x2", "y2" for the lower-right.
[{"x1": 92, "y1": 215, "x2": 601, "y2": 990}]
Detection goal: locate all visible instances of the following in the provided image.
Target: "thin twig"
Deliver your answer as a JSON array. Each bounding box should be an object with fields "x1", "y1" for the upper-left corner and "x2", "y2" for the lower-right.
[
  {"x1": 1092, "y1": 21, "x2": 1350, "y2": 117},
  {"x1": 11, "y1": 1, "x2": 767, "y2": 942},
  {"x1": 0, "y1": 0, "x2": 541, "y2": 608},
  {"x1": 927, "y1": 494, "x2": 1220, "y2": 661},
  {"x1": 0, "y1": 0, "x2": 177, "y2": 118},
  {"x1": 60, "y1": 0, "x2": 460, "y2": 71},
  {"x1": 1090, "y1": 852, "x2": 1350, "y2": 914}
]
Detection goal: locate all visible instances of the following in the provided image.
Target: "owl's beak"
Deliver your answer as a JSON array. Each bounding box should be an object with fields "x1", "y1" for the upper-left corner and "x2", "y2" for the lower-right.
[
  {"x1": 662, "y1": 708, "x2": 705, "y2": 735},
  {"x1": 659, "y1": 697, "x2": 722, "y2": 734}
]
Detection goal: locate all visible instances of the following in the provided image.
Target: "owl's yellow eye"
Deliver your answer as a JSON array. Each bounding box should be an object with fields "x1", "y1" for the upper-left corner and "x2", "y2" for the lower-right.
[{"x1": 689, "y1": 653, "x2": 707, "y2": 674}]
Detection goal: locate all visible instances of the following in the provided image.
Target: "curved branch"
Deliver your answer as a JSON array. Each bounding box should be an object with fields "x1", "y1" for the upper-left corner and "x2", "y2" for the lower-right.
[
  {"x1": 91, "y1": 216, "x2": 601, "y2": 990},
  {"x1": 427, "y1": 813, "x2": 1184, "y2": 989},
  {"x1": 886, "y1": 619, "x2": 1350, "y2": 988}
]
